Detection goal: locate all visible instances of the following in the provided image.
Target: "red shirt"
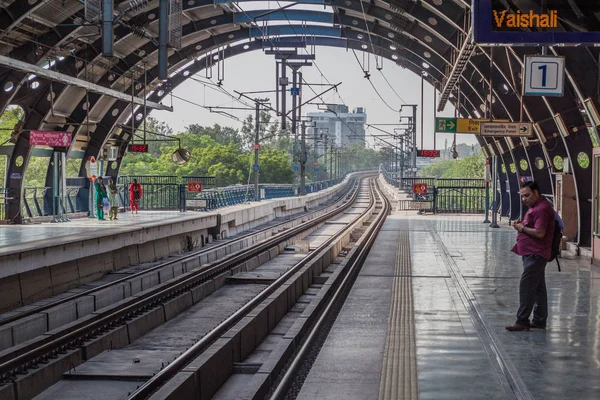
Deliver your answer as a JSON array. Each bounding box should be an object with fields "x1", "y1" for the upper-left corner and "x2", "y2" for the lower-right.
[{"x1": 511, "y1": 197, "x2": 555, "y2": 260}]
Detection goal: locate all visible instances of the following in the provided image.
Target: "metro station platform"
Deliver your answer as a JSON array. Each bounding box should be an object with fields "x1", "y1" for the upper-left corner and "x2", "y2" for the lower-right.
[{"x1": 298, "y1": 214, "x2": 600, "y2": 400}]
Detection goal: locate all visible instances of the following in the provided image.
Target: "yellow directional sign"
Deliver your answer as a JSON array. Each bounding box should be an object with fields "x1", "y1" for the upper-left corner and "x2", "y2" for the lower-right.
[
  {"x1": 456, "y1": 119, "x2": 488, "y2": 134},
  {"x1": 435, "y1": 118, "x2": 510, "y2": 134}
]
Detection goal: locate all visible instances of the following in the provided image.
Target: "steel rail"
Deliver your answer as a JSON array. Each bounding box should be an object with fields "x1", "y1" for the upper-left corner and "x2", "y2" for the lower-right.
[
  {"x1": 126, "y1": 178, "x2": 379, "y2": 399},
  {"x1": 0, "y1": 175, "x2": 369, "y2": 379},
  {"x1": 0, "y1": 177, "x2": 357, "y2": 328},
  {"x1": 270, "y1": 178, "x2": 391, "y2": 400}
]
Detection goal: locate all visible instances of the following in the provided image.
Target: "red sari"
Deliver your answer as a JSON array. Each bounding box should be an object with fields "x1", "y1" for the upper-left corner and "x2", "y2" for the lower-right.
[{"x1": 129, "y1": 183, "x2": 142, "y2": 212}]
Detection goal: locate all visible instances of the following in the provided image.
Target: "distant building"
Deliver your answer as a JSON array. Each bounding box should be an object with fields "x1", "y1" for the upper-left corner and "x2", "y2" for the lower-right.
[{"x1": 307, "y1": 105, "x2": 367, "y2": 156}]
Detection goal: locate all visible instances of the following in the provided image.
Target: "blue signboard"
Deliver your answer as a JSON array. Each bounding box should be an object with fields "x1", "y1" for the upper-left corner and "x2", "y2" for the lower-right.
[
  {"x1": 294, "y1": 166, "x2": 299, "y2": 172},
  {"x1": 473, "y1": 1, "x2": 600, "y2": 45},
  {"x1": 9, "y1": 172, "x2": 21, "y2": 180},
  {"x1": 253, "y1": 163, "x2": 259, "y2": 170},
  {"x1": 290, "y1": 87, "x2": 300, "y2": 96}
]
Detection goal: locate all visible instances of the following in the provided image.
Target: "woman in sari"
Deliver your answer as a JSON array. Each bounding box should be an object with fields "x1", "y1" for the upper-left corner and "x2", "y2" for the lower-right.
[
  {"x1": 94, "y1": 176, "x2": 108, "y2": 221},
  {"x1": 129, "y1": 178, "x2": 142, "y2": 214}
]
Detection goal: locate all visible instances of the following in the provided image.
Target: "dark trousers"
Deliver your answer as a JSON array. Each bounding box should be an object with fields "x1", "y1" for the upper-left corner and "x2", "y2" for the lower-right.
[{"x1": 516, "y1": 254, "x2": 548, "y2": 326}]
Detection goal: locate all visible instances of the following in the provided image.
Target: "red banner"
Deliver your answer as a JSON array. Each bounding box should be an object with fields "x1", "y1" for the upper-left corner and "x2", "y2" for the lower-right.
[
  {"x1": 413, "y1": 183, "x2": 428, "y2": 195},
  {"x1": 30, "y1": 131, "x2": 72, "y2": 147},
  {"x1": 187, "y1": 181, "x2": 203, "y2": 193}
]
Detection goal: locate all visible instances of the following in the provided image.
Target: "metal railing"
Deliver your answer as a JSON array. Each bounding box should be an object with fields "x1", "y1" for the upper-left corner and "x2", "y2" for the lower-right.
[
  {"x1": 192, "y1": 176, "x2": 346, "y2": 211},
  {"x1": 3, "y1": 174, "x2": 351, "y2": 221},
  {"x1": 381, "y1": 169, "x2": 486, "y2": 214}
]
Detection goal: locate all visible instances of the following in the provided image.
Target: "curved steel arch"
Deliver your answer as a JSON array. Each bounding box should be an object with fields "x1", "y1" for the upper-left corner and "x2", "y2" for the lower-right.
[{"x1": 0, "y1": 0, "x2": 598, "y2": 246}]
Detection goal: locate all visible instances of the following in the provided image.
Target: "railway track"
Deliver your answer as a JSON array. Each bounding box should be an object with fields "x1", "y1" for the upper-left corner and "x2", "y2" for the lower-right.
[
  {"x1": 0, "y1": 174, "x2": 375, "y2": 400},
  {"x1": 111, "y1": 177, "x2": 390, "y2": 399},
  {"x1": 0, "y1": 176, "x2": 357, "y2": 329}
]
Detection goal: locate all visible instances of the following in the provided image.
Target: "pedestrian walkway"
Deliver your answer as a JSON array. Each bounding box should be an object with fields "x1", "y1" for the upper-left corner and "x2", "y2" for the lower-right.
[{"x1": 298, "y1": 213, "x2": 600, "y2": 399}]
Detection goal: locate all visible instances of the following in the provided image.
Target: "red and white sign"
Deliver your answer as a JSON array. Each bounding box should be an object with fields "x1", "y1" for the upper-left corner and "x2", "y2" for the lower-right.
[
  {"x1": 30, "y1": 131, "x2": 72, "y2": 147},
  {"x1": 187, "y1": 181, "x2": 203, "y2": 193},
  {"x1": 253, "y1": 144, "x2": 260, "y2": 150},
  {"x1": 413, "y1": 183, "x2": 428, "y2": 195}
]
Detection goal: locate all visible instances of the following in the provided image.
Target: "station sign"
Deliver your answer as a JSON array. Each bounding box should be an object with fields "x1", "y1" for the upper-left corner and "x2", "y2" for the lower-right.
[
  {"x1": 186, "y1": 199, "x2": 206, "y2": 208},
  {"x1": 29, "y1": 131, "x2": 71, "y2": 147},
  {"x1": 413, "y1": 183, "x2": 428, "y2": 195},
  {"x1": 187, "y1": 181, "x2": 203, "y2": 193},
  {"x1": 523, "y1": 55, "x2": 565, "y2": 97},
  {"x1": 435, "y1": 118, "x2": 508, "y2": 134},
  {"x1": 474, "y1": 0, "x2": 600, "y2": 45},
  {"x1": 479, "y1": 122, "x2": 533, "y2": 138}
]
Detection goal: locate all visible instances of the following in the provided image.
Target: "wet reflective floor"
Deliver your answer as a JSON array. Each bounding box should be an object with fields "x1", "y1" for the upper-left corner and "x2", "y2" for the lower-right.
[
  {"x1": 412, "y1": 215, "x2": 600, "y2": 399},
  {"x1": 301, "y1": 213, "x2": 600, "y2": 399}
]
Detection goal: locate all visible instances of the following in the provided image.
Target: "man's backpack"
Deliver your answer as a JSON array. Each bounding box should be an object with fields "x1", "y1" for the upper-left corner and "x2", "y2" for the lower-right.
[{"x1": 549, "y1": 219, "x2": 563, "y2": 268}]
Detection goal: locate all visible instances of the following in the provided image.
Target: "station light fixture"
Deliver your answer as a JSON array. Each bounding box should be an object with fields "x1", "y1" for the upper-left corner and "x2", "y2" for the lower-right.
[
  {"x1": 495, "y1": 140, "x2": 504, "y2": 155},
  {"x1": 553, "y1": 113, "x2": 570, "y2": 137},
  {"x1": 506, "y1": 137, "x2": 516, "y2": 150},
  {"x1": 481, "y1": 146, "x2": 489, "y2": 159},
  {"x1": 533, "y1": 123, "x2": 547, "y2": 143},
  {"x1": 487, "y1": 143, "x2": 496, "y2": 156},
  {"x1": 584, "y1": 98, "x2": 600, "y2": 127}
]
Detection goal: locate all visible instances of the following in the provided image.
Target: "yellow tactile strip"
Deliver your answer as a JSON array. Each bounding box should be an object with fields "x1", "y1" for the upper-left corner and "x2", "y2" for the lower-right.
[{"x1": 377, "y1": 229, "x2": 419, "y2": 400}]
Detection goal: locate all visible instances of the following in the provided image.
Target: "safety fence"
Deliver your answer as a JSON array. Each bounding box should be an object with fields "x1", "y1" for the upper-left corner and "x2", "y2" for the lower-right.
[
  {"x1": 12, "y1": 174, "x2": 348, "y2": 219},
  {"x1": 381, "y1": 169, "x2": 486, "y2": 214},
  {"x1": 192, "y1": 177, "x2": 346, "y2": 211}
]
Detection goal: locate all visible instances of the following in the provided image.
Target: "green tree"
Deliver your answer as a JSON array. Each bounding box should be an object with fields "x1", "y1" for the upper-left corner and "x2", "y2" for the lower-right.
[
  {"x1": 0, "y1": 106, "x2": 24, "y2": 186},
  {"x1": 186, "y1": 123, "x2": 241, "y2": 147},
  {"x1": 419, "y1": 151, "x2": 484, "y2": 179}
]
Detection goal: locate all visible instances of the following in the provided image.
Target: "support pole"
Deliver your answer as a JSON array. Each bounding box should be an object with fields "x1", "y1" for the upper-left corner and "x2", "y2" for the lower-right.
[
  {"x1": 490, "y1": 156, "x2": 499, "y2": 228},
  {"x1": 291, "y1": 68, "x2": 297, "y2": 140},
  {"x1": 329, "y1": 144, "x2": 333, "y2": 181},
  {"x1": 281, "y1": 60, "x2": 287, "y2": 130},
  {"x1": 254, "y1": 101, "x2": 260, "y2": 201},
  {"x1": 300, "y1": 121, "x2": 306, "y2": 195},
  {"x1": 433, "y1": 87, "x2": 437, "y2": 149},
  {"x1": 412, "y1": 107, "x2": 417, "y2": 177},
  {"x1": 158, "y1": 0, "x2": 169, "y2": 80},
  {"x1": 51, "y1": 152, "x2": 59, "y2": 223},
  {"x1": 420, "y1": 73, "x2": 424, "y2": 149},
  {"x1": 102, "y1": 0, "x2": 113, "y2": 57},
  {"x1": 484, "y1": 159, "x2": 491, "y2": 223}
]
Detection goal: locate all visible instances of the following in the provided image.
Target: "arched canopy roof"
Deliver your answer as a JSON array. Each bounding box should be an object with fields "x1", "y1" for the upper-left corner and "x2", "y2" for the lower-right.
[{"x1": 0, "y1": 0, "x2": 599, "y2": 244}]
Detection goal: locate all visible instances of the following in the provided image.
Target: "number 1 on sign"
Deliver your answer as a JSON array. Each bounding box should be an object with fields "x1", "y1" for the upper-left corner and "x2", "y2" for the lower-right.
[{"x1": 538, "y1": 65, "x2": 547, "y2": 87}]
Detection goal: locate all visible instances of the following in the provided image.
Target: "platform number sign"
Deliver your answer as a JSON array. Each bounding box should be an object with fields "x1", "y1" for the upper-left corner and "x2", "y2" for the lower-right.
[{"x1": 523, "y1": 55, "x2": 565, "y2": 97}]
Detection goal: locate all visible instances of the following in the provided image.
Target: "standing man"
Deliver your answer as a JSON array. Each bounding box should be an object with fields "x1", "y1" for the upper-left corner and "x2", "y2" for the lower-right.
[{"x1": 506, "y1": 181, "x2": 554, "y2": 331}]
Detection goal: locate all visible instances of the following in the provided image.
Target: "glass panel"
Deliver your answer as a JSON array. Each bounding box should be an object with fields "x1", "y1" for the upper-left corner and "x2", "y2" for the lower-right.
[
  {"x1": 577, "y1": 152, "x2": 590, "y2": 169},
  {"x1": 520, "y1": 159, "x2": 528, "y2": 171}
]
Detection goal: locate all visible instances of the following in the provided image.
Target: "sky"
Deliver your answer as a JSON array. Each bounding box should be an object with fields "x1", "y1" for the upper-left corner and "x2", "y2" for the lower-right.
[{"x1": 151, "y1": 47, "x2": 480, "y2": 150}]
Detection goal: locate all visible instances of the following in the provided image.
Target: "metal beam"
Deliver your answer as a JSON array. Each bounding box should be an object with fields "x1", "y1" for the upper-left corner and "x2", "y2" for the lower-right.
[
  {"x1": 0, "y1": 55, "x2": 173, "y2": 111},
  {"x1": 437, "y1": 26, "x2": 474, "y2": 112}
]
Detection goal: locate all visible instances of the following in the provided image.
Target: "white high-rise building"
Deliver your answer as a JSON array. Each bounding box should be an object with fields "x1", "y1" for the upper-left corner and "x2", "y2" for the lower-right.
[{"x1": 307, "y1": 105, "x2": 367, "y2": 156}]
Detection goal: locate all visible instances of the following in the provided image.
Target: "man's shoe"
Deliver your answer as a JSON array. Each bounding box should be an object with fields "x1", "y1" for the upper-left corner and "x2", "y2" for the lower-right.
[
  {"x1": 530, "y1": 322, "x2": 546, "y2": 329},
  {"x1": 505, "y1": 324, "x2": 530, "y2": 331}
]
